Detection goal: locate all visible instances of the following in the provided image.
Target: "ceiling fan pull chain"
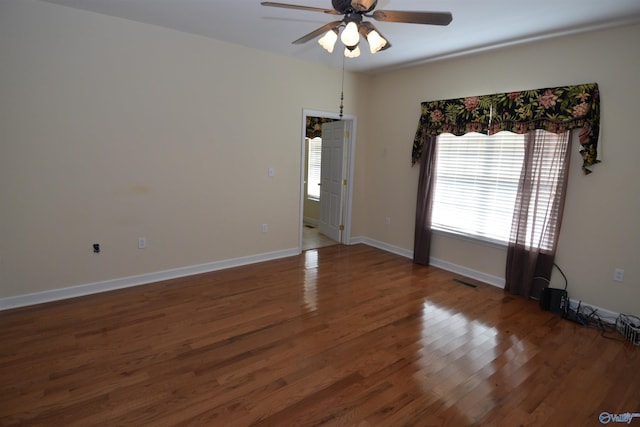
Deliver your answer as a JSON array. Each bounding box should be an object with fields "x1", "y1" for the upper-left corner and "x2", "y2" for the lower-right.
[{"x1": 339, "y1": 55, "x2": 345, "y2": 118}]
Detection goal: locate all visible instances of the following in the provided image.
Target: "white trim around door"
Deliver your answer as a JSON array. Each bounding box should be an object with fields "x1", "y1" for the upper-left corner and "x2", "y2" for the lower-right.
[{"x1": 299, "y1": 109, "x2": 357, "y2": 252}]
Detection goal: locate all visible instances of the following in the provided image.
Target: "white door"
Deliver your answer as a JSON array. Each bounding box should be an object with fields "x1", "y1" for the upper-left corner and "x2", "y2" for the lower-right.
[{"x1": 318, "y1": 120, "x2": 347, "y2": 242}]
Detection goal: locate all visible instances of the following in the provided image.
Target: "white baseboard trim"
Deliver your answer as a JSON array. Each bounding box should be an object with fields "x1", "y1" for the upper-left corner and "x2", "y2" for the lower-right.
[
  {"x1": 357, "y1": 238, "x2": 625, "y2": 318},
  {"x1": 3, "y1": 236, "x2": 623, "y2": 321},
  {"x1": 303, "y1": 217, "x2": 319, "y2": 227},
  {"x1": 428, "y1": 258, "x2": 505, "y2": 289},
  {"x1": 352, "y1": 236, "x2": 413, "y2": 258},
  {"x1": 0, "y1": 248, "x2": 299, "y2": 311},
  {"x1": 355, "y1": 237, "x2": 505, "y2": 288},
  {"x1": 566, "y1": 298, "x2": 621, "y2": 323},
  {"x1": 356, "y1": 237, "x2": 624, "y2": 318}
]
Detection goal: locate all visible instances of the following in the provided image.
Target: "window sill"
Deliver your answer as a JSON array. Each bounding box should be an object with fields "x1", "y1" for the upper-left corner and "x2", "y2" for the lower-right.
[{"x1": 431, "y1": 227, "x2": 508, "y2": 251}]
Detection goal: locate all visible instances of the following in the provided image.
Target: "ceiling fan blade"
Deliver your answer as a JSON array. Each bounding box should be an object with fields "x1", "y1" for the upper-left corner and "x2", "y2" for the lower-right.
[
  {"x1": 292, "y1": 20, "x2": 344, "y2": 44},
  {"x1": 261, "y1": 2, "x2": 341, "y2": 15},
  {"x1": 358, "y1": 21, "x2": 392, "y2": 51},
  {"x1": 372, "y1": 10, "x2": 452, "y2": 26}
]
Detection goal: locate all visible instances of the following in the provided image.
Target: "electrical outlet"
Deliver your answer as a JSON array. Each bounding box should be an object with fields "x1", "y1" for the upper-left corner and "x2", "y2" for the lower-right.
[
  {"x1": 385, "y1": 217, "x2": 391, "y2": 225},
  {"x1": 262, "y1": 224, "x2": 268, "y2": 233},
  {"x1": 138, "y1": 237, "x2": 146, "y2": 249},
  {"x1": 614, "y1": 268, "x2": 624, "y2": 282},
  {"x1": 93, "y1": 243, "x2": 100, "y2": 253}
]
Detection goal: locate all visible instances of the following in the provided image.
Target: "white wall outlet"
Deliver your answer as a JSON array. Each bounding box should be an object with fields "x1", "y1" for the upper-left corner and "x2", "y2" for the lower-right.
[
  {"x1": 385, "y1": 217, "x2": 391, "y2": 225},
  {"x1": 138, "y1": 237, "x2": 146, "y2": 249},
  {"x1": 613, "y1": 268, "x2": 624, "y2": 282},
  {"x1": 262, "y1": 224, "x2": 268, "y2": 233},
  {"x1": 268, "y1": 167, "x2": 275, "y2": 177}
]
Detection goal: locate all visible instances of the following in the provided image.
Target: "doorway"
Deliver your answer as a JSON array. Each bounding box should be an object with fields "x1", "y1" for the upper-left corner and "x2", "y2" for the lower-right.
[{"x1": 299, "y1": 109, "x2": 356, "y2": 252}]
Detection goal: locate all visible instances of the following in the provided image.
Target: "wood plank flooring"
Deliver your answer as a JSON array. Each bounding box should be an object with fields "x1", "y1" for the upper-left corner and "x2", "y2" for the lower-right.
[{"x1": 1, "y1": 244, "x2": 638, "y2": 426}]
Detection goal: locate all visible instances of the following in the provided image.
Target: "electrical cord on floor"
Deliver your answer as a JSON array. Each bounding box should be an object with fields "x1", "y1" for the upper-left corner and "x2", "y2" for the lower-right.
[
  {"x1": 566, "y1": 300, "x2": 628, "y2": 342},
  {"x1": 539, "y1": 263, "x2": 633, "y2": 344}
]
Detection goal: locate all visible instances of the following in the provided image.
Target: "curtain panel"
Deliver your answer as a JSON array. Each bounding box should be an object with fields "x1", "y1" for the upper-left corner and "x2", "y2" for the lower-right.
[
  {"x1": 306, "y1": 116, "x2": 338, "y2": 139},
  {"x1": 412, "y1": 83, "x2": 600, "y2": 174},
  {"x1": 413, "y1": 136, "x2": 437, "y2": 265},
  {"x1": 505, "y1": 130, "x2": 573, "y2": 298}
]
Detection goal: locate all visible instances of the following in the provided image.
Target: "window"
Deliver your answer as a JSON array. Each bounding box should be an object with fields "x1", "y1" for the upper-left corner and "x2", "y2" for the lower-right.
[
  {"x1": 432, "y1": 130, "x2": 566, "y2": 249},
  {"x1": 307, "y1": 137, "x2": 322, "y2": 200}
]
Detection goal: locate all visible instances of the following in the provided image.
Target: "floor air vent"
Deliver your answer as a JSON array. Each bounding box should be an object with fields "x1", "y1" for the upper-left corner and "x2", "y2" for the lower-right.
[{"x1": 453, "y1": 278, "x2": 478, "y2": 288}]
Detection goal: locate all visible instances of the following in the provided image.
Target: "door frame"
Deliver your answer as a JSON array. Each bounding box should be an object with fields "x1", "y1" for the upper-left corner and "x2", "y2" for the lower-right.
[{"x1": 299, "y1": 108, "x2": 357, "y2": 252}]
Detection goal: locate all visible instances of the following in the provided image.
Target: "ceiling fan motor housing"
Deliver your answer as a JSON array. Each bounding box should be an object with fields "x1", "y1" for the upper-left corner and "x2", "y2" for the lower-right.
[{"x1": 332, "y1": 0, "x2": 377, "y2": 14}]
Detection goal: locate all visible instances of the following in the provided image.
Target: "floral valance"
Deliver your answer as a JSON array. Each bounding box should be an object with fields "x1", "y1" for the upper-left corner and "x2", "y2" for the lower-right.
[
  {"x1": 307, "y1": 116, "x2": 338, "y2": 139},
  {"x1": 412, "y1": 83, "x2": 600, "y2": 173}
]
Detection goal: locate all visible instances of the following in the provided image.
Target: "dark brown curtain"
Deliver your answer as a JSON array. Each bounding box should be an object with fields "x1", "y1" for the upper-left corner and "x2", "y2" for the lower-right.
[
  {"x1": 413, "y1": 136, "x2": 437, "y2": 265},
  {"x1": 505, "y1": 130, "x2": 572, "y2": 298}
]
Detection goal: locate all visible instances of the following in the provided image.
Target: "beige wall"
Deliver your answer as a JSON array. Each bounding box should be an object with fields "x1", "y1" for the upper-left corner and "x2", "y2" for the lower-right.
[
  {"x1": 0, "y1": 0, "x2": 370, "y2": 298},
  {"x1": 2, "y1": 0, "x2": 638, "y2": 317},
  {"x1": 364, "y1": 24, "x2": 640, "y2": 315}
]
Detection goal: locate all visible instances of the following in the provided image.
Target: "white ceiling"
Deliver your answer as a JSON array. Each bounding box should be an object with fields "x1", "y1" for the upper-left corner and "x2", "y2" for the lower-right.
[{"x1": 40, "y1": 0, "x2": 640, "y2": 74}]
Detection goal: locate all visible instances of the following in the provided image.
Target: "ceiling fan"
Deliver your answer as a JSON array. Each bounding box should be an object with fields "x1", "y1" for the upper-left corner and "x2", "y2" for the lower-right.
[{"x1": 261, "y1": 0, "x2": 452, "y2": 58}]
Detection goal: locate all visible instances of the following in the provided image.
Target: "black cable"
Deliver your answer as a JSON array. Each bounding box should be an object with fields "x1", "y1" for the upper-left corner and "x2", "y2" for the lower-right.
[
  {"x1": 536, "y1": 263, "x2": 633, "y2": 343},
  {"x1": 553, "y1": 262, "x2": 568, "y2": 291},
  {"x1": 600, "y1": 320, "x2": 627, "y2": 342},
  {"x1": 533, "y1": 262, "x2": 568, "y2": 290},
  {"x1": 575, "y1": 303, "x2": 628, "y2": 342}
]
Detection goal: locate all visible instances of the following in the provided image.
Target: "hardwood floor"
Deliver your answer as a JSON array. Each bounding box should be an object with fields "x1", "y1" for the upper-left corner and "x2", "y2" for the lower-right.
[{"x1": 1, "y1": 244, "x2": 638, "y2": 426}]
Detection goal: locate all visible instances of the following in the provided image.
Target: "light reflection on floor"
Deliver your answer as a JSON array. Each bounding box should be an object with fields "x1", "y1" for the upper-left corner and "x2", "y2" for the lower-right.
[
  {"x1": 298, "y1": 251, "x2": 541, "y2": 421},
  {"x1": 303, "y1": 250, "x2": 318, "y2": 312},
  {"x1": 415, "y1": 300, "x2": 499, "y2": 414}
]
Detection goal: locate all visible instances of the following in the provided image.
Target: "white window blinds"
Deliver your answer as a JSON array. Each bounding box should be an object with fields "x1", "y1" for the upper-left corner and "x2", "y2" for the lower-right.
[
  {"x1": 307, "y1": 137, "x2": 322, "y2": 200},
  {"x1": 432, "y1": 131, "x2": 524, "y2": 244},
  {"x1": 432, "y1": 130, "x2": 568, "y2": 250}
]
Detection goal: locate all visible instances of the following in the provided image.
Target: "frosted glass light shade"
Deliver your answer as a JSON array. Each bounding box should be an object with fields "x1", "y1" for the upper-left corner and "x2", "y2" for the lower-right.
[
  {"x1": 344, "y1": 45, "x2": 361, "y2": 58},
  {"x1": 367, "y1": 30, "x2": 387, "y2": 53},
  {"x1": 340, "y1": 22, "x2": 360, "y2": 48},
  {"x1": 318, "y1": 29, "x2": 338, "y2": 53}
]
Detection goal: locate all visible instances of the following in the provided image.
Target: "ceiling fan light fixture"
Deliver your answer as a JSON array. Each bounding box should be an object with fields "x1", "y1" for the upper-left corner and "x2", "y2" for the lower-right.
[
  {"x1": 344, "y1": 45, "x2": 361, "y2": 58},
  {"x1": 262, "y1": 1, "x2": 454, "y2": 57},
  {"x1": 366, "y1": 29, "x2": 387, "y2": 53},
  {"x1": 340, "y1": 21, "x2": 360, "y2": 48},
  {"x1": 318, "y1": 28, "x2": 339, "y2": 53}
]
